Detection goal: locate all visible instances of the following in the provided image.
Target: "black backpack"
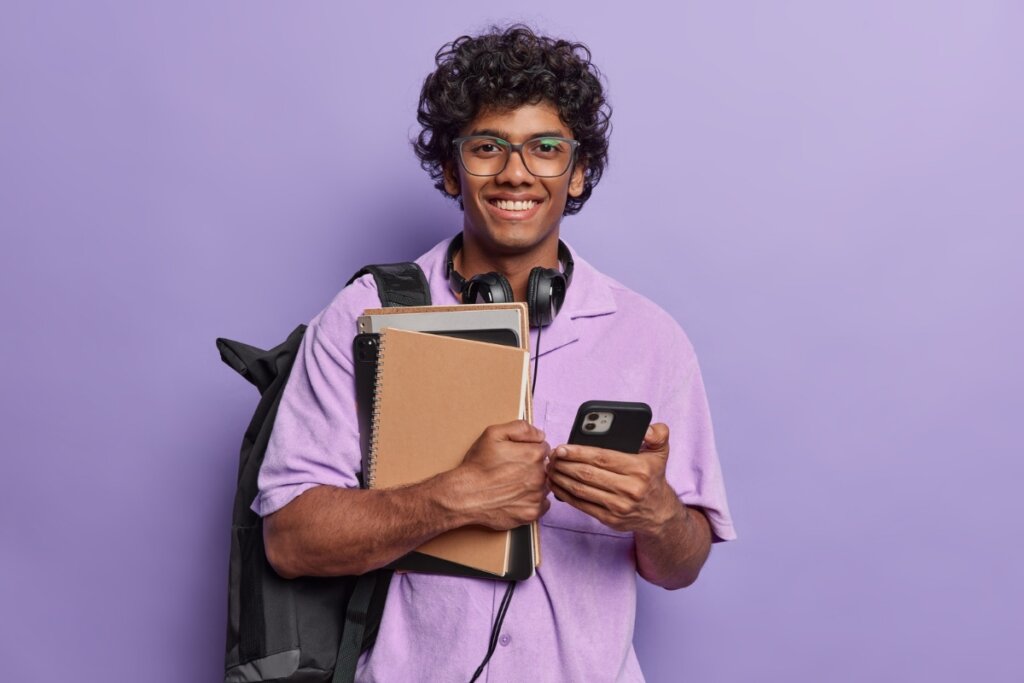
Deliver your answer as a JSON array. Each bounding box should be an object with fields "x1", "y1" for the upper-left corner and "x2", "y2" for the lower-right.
[{"x1": 216, "y1": 263, "x2": 431, "y2": 683}]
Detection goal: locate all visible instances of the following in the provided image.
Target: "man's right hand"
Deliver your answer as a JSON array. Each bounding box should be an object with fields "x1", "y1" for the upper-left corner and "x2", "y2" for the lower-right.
[{"x1": 443, "y1": 420, "x2": 551, "y2": 531}]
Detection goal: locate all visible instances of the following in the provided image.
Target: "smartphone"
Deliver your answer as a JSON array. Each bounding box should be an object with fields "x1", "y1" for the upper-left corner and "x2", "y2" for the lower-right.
[{"x1": 568, "y1": 401, "x2": 652, "y2": 453}]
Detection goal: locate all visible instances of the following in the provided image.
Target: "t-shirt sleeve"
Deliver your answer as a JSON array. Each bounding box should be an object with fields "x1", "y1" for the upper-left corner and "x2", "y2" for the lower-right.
[
  {"x1": 250, "y1": 278, "x2": 376, "y2": 518},
  {"x1": 656, "y1": 325, "x2": 737, "y2": 542}
]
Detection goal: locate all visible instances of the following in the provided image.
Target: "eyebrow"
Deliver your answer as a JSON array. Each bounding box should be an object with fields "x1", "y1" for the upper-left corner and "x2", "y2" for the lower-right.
[{"x1": 469, "y1": 128, "x2": 571, "y2": 140}]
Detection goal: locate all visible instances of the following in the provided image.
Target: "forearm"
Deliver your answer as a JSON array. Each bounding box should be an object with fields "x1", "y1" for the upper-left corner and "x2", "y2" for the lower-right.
[
  {"x1": 634, "y1": 498, "x2": 712, "y2": 590},
  {"x1": 264, "y1": 473, "x2": 467, "y2": 578},
  {"x1": 264, "y1": 421, "x2": 550, "y2": 579}
]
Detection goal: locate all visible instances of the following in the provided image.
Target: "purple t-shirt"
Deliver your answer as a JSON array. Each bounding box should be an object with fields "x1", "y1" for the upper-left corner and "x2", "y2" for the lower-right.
[{"x1": 254, "y1": 237, "x2": 736, "y2": 682}]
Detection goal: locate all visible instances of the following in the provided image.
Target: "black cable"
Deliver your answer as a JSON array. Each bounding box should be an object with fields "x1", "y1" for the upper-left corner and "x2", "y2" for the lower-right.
[
  {"x1": 469, "y1": 581, "x2": 516, "y2": 683},
  {"x1": 531, "y1": 324, "x2": 542, "y2": 394},
  {"x1": 467, "y1": 326, "x2": 542, "y2": 682}
]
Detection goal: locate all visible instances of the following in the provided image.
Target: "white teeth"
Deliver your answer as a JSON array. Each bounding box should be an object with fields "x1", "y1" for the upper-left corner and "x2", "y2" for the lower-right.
[{"x1": 495, "y1": 199, "x2": 536, "y2": 211}]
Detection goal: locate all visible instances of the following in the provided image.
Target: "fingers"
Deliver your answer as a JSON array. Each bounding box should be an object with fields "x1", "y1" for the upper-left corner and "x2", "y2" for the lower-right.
[
  {"x1": 547, "y1": 450, "x2": 651, "y2": 515},
  {"x1": 549, "y1": 444, "x2": 641, "y2": 472},
  {"x1": 548, "y1": 467, "x2": 633, "y2": 510},
  {"x1": 546, "y1": 456, "x2": 638, "y2": 497},
  {"x1": 548, "y1": 481, "x2": 618, "y2": 529},
  {"x1": 489, "y1": 419, "x2": 546, "y2": 444}
]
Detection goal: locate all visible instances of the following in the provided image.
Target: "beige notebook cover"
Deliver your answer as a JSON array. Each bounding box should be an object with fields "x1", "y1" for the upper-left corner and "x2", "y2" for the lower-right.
[
  {"x1": 361, "y1": 302, "x2": 541, "y2": 570},
  {"x1": 369, "y1": 328, "x2": 530, "y2": 576}
]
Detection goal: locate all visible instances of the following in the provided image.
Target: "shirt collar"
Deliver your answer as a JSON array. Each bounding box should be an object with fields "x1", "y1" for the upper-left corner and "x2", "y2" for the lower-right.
[{"x1": 534, "y1": 241, "x2": 616, "y2": 357}]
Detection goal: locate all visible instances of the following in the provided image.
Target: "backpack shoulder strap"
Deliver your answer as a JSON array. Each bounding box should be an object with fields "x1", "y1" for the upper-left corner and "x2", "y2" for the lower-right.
[
  {"x1": 333, "y1": 570, "x2": 391, "y2": 683},
  {"x1": 346, "y1": 262, "x2": 431, "y2": 308}
]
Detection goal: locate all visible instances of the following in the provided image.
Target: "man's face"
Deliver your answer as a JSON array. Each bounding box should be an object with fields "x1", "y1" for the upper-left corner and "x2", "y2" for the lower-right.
[{"x1": 444, "y1": 101, "x2": 586, "y2": 256}]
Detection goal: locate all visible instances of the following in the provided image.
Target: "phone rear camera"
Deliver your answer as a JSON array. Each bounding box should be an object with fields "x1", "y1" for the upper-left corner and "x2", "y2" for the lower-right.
[
  {"x1": 583, "y1": 423, "x2": 596, "y2": 431},
  {"x1": 587, "y1": 413, "x2": 599, "y2": 421}
]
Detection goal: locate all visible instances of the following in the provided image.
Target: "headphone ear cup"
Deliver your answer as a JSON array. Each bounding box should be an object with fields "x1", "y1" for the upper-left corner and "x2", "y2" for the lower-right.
[
  {"x1": 464, "y1": 272, "x2": 514, "y2": 304},
  {"x1": 526, "y1": 268, "x2": 545, "y2": 327},
  {"x1": 495, "y1": 274, "x2": 514, "y2": 303},
  {"x1": 527, "y1": 267, "x2": 566, "y2": 328}
]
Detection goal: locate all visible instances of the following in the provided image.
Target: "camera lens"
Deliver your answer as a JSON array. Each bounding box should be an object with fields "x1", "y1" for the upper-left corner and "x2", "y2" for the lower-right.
[
  {"x1": 587, "y1": 413, "x2": 599, "y2": 421},
  {"x1": 583, "y1": 423, "x2": 595, "y2": 431}
]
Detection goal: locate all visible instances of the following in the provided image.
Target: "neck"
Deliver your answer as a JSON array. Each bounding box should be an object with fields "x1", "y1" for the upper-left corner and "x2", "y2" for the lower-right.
[{"x1": 456, "y1": 231, "x2": 561, "y2": 302}]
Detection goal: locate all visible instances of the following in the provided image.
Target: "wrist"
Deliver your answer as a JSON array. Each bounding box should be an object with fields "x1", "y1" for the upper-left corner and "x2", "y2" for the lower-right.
[
  {"x1": 636, "y1": 483, "x2": 686, "y2": 538},
  {"x1": 426, "y1": 468, "x2": 474, "y2": 528}
]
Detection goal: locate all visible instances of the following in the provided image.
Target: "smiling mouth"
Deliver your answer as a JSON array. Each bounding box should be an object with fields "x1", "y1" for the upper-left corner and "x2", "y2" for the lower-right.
[{"x1": 489, "y1": 199, "x2": 539, "y2": 212}]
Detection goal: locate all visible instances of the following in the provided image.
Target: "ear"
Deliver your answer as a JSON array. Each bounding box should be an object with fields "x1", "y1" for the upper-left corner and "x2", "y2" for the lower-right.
[
  {"x1": 568, "y1": 161, "x2": 586, "y2": 198},
  {"x1": 443, "y1": 162, "x2": 461, "y2": 197}
]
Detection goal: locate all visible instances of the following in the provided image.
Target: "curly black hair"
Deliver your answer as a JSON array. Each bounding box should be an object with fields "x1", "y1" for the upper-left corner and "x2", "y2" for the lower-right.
[{"x1": 414, "y1": 25, "x2": 611, "y2": 216}]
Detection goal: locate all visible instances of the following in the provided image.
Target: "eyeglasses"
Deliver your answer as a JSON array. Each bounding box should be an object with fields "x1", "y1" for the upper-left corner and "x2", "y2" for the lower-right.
[{"x1": 453, "y1": 135, "x2": 580, "y2": 178}]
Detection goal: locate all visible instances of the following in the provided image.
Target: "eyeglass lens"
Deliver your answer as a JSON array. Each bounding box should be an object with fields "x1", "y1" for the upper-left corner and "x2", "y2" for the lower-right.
[{"x1": 459, "y1": 137, "x2": 574, "y2": 177}]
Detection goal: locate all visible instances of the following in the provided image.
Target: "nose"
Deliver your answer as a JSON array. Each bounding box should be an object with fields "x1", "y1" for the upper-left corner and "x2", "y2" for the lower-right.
[{"x1": 495, "y1": 147, "x2": 535, "y2": 186}]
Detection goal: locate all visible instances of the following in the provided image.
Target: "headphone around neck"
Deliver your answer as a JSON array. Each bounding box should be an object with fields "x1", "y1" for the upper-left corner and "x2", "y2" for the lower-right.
[{"x1": 445, "y1": 233, "x2": 574, "y2": 328}]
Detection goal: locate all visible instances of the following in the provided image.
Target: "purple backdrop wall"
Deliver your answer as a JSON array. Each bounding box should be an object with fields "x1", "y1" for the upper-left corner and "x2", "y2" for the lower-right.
[{"x1": 2, "y1": 2, "x2": 1021, "y2": 682}]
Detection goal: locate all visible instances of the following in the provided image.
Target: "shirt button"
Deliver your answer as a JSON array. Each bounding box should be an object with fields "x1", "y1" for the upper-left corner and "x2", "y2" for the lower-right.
[{"x1": 499, "y1": 634, "x2": 512, "y2": 647}]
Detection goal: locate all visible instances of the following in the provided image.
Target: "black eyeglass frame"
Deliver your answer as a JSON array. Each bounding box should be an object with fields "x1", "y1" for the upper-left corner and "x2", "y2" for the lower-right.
[{"x1": 452, "y1": 135, "x2": 581, "y2": 178}]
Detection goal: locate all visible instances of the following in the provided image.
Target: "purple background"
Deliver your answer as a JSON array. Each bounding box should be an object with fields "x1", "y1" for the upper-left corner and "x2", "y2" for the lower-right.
[{"x1": 2, "y1": 2, "x2": 1021, "y2": 681}]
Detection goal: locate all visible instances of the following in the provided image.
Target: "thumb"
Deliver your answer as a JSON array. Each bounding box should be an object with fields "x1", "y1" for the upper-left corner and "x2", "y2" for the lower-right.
[{"x1": 642, "y1": 423, "x2": 670, "y2": 456}]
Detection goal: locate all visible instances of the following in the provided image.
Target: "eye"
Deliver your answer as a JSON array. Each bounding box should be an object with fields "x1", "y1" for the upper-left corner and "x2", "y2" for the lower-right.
[
  {"x1": 529, "y1": 138, "x2": 566, "y2": 157},
  {"x1": 467, "y1": 138, "x2": 507, "y2": 156}
]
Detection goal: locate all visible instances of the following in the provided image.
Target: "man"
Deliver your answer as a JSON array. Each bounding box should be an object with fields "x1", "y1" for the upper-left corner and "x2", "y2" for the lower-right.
[{"x1": 255, "y1": 26, "x2": 735, "y2": 682}]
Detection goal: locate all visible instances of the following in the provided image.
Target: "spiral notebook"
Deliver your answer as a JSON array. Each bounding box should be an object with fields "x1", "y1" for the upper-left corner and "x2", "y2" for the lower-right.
[
  {"x1": 353, "y1": 306, "x2": 538, "y2": 579},
  {"x1": 368, "y1": 327, "x2": 531, "y2": 577}
]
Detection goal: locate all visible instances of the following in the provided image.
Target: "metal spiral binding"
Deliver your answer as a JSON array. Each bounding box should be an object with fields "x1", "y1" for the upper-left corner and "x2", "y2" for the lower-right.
[{"x1": 366, "y1": 330, "x2": 388, "y2": 489}]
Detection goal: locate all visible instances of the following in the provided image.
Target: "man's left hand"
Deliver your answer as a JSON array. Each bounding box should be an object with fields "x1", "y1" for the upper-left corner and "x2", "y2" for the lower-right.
[{"x1": 546, "y1": 422, "x2": 680, "y2": 534}]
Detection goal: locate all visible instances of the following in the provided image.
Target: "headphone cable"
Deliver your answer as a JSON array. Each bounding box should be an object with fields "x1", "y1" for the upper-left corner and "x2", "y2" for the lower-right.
[
  {"x1": 532, "y1": 324, "x2": 542, "y2": 394},
  {"x1": 467, "y1": 325, "x2": 542, "y2": 682},
  {"x1": 468, "y1": 580, "x2": 516, "y2": 682}
]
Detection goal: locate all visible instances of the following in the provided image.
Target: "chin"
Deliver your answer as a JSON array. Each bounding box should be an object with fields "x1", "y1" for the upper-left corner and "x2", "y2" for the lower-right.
[
  {"x1": 478, "y1": 225, "x2": 553, "y2": 255},
  {"x1": 466, "y1": 212, "x2": 563, "y2": 256}
]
